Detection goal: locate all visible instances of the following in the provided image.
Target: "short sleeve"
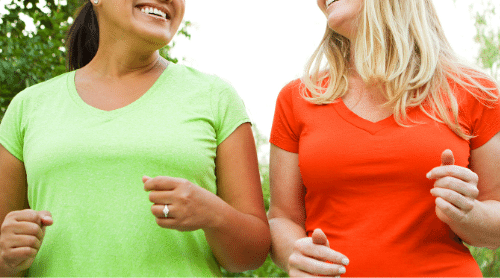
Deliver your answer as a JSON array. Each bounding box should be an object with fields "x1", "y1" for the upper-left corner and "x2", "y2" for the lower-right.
[
  {"x1": 468, "y1": 82, "x2": 500, "y2": 149},
  {"x1": 211, "y1": 78, "x2": 250, "y2": 145},
  {"x1": 270, "y1": 80, "x2": 302, "y2": 153},
  {"x1": 0, "y1": 94, "x2": 25, "y2": 161}
]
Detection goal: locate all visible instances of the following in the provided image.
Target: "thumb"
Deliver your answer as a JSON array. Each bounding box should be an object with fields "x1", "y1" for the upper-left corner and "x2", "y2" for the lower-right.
[
  {"x1": 39, "y1": 210, "x2": 53, "y2": 227},
  {"x1": 142, "y1": 175, "x2": 152, "y2": 184},
  {"x1": 441, "y1": 149, "x2": 455, "y2": 166},
  {"x1": 311, "y1": 228, "x2": 329, "y2": 247}
]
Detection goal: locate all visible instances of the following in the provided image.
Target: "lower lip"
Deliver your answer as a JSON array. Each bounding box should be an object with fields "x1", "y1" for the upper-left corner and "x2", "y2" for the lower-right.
[{"x1": 327, "y1": 0, "x2": 339, "y2": 8}]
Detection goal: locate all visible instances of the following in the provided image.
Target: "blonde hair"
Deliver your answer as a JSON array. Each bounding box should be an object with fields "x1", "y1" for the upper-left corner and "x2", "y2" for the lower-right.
[{"x1": 303, "y1": 0, "x2": 499, "y2": 139}]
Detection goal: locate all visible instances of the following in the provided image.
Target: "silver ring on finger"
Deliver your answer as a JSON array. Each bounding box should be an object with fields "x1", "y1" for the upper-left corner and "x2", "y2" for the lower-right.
[{"x1": 163, "y1": 204, "x2": 169, "y2": 218}]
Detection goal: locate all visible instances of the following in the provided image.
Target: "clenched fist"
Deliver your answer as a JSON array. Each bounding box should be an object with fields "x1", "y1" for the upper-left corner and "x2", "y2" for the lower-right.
[{"x1": 0, "y1": 209, "x2": 53, "y2": 275}]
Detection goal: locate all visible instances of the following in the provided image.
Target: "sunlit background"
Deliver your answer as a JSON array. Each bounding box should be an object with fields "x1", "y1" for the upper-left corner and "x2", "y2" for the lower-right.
[
  {"x1": 1, "y1": 0, "x2": 496, "y2": 137},
  {"x1": 170, "y1": 0, "x2": 492, "y2": 137}
]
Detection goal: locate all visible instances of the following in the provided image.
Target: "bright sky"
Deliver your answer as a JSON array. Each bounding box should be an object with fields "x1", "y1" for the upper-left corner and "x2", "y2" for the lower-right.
[
  {"x1": 1, "y1": 0, "x2": 496, "y2": 138},
  {"x1": 171, "y1": 0, "x2": 487, "y2": 137}
]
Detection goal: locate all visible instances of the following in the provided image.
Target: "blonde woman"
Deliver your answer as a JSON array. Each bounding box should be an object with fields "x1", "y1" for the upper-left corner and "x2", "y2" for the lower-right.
[{"x1": 268, "y1": 0, "x2": 500, "y2": 277}]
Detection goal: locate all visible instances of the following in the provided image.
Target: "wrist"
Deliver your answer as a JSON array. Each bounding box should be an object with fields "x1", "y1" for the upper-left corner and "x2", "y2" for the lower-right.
[{"x1": 202, "y1": 194, "x2": 227, "y2": 231}]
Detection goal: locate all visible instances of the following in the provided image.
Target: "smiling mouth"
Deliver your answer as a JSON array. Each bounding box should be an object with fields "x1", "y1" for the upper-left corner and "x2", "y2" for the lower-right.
[
  {"x1": 137, "y1": 6, "x2": 169, "y2": 20},
  {"x1": 326, "y1": 0, "x2": 339, "y2": 7}
]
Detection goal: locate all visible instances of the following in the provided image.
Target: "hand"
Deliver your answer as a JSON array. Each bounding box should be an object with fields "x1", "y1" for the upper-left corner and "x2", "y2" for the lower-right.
[
  {"x1": 427, "y1": 149, "x2": 480, "y2": 226},
  {"x1": 0, "y1": 209, "x2": 53, "y2": 274},
  {"x1": 288, "y1": 228, "x2": 349, "y2": 277},
  {"x1": 143, "y1": 176, "x2": 221, "y2": 232}
]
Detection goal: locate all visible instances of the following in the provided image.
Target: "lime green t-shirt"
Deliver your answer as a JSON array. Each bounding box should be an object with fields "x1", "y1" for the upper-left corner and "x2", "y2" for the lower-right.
[{"x1": 0, "y1": 63, "x2": 250, "y2": 277}]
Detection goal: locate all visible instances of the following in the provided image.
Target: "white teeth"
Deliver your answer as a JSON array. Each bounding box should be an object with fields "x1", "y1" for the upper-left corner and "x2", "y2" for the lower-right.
[{"x1": 139, "y1": 6, "x2": 167, "y2": 19}]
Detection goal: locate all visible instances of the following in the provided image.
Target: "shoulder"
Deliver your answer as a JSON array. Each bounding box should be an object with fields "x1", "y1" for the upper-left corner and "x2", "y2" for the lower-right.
[
  {"x1": 8, "y1": 72, "x2": 72, "y2": 108},
  {"x1": 164, "y1": 63, "x2": 247, "y2": 115},
  {"x1": 448, "y1": 68, "x2": 499, "y2": 106},
  {"x1": 279, "y1": 78, "x2": 305, "y2": 97},
  {"x1": 166, "y1": 63, "x2": 234, "y2": 92},
  {"x1": 275, "y1": 78, "x2": 312, "y2": 110}
]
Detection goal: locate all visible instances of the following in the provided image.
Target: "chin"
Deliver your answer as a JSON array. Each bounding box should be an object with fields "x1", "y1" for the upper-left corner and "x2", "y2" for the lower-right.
[{"x1": 136, "y1": 31, "x2": 175, "y2": 50}]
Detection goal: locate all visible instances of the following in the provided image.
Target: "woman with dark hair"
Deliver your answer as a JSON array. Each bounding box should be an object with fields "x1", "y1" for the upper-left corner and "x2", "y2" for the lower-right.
[{"x1": 0, "y1": 0, "x2": 270, "y2": 276}]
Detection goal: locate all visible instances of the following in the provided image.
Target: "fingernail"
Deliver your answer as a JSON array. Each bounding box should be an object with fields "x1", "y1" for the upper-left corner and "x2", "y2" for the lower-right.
[
  {"x1": 42, "y1": 216, "x2": 52, "y2": 221},
  {"x1": 342, "y1": 258, "x2": 349, "y2": 265},
  {"x1": 339, "y1": 266, "x2": 346, "y2": 274},
  {"x1": 426, "y1": 172, "x2": 431, "y2": 179}
]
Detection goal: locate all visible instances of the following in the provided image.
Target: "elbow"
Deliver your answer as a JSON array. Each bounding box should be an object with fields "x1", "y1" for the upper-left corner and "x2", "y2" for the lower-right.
[
  {"x1": 221, "y1": 239, "x2": 271, "y2": 273},
  {"x1": 222, "y1": 254, "x2": 268, "y2": 274}
]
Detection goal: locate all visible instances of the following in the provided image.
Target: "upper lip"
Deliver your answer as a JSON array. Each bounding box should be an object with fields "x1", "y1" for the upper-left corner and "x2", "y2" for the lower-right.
[{"x1": 136, "y1": 2, "x2": 171, "y2": 19}]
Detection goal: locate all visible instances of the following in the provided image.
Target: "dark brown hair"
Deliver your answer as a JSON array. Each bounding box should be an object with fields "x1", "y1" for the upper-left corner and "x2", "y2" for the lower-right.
[{"x1": 66, "y1": 1, "x2": 99, "y2": 71}]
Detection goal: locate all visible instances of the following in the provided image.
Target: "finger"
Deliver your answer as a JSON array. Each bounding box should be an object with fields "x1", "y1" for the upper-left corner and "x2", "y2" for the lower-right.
[
  {"x1": 432, "y1": 176, "x2": 479, "y2": 199},
  {"x1": 311, "y1": 228, "x2": 329, "y2": 247},
  {"x1": 148, "y1": 190, "x2": 173, "y2": 204},
  {"x1": 9, "y1": 210, "x2": 43, "y2": 227},
  {"x1": 38, "y1": 211, "x2": 53, "y2": 227},
  {"x1": 431, "y1": 188, "x2": 475, "y2": 212},
  {"x1": 154, "y1": 217, "x2": 181, "y2": 229},
  {"x1": 294, "y1": 238, "x2": 349, "y2": 266},
  {"x1": 288, "y1": 268, "x2": 316, "y2": 277},
  {"x1": 289, "y1": 253, "x2": 347, "y2": 276},
  {"x1": 142, "y1": 175, "x2": 152, "y2": 184},
  {"x1": 151, "y1": 204, "x2": 175, "y2": 219},
  {"x1": 427, "y1": 166, "x2": 479, "y2": 184},
  {"x1": 143, "y1": 176, "x2": 181, "y2": 192},
  {"x1": 441, "y1": 149, "x2": 455, "y2": 166},
  {"x1": 11, "y1": 222, "x2": 44, "y2": 240},
  {"x1": 9, "y1": 235, "x2": 42, "y2": 250},
  {"x1": 4, "y1": 246, "x2": 38, "y2": 263},
  {"x1": 435, "y1": 197, "x2": 465, "y2": 224}
]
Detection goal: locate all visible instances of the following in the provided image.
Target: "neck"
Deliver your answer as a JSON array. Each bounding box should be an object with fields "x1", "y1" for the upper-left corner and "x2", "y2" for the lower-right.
[
  {"x1": 346, "y1": 48, "x2": 386, "y2": 104},
  {"x1": 86, "y1": 43, "x2": 164, "y2": 79},
  {"x1": 84, "y1": 19, "x2": 167, "y2": 79}
]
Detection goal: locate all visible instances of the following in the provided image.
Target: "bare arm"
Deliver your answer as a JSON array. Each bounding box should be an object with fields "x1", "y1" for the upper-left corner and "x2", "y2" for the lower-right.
[
  {"x1": 428, "y1": 132, "x2": 500, "y2": 249},
  {"x1": 267, "y1": 144, "x2": 306, "y2": 271},
  {"x1": 0, "y1": 145, "x2": 28, "y2": 217},
  {"x1": 462, "y1": 132, "x2": 500, "y2": 249},
  {"x1": 144, "y1": 123, "x2": 270, "y2": 273},
  {"x1": 0, "y1": 144, "x2": 28, "y2": 276},
  {"x1": 268, "y1": 144, "x2": 348, "y2": 277},
  {"x1": 205, "y1": 123, "x2": 270, "y2": 272}
]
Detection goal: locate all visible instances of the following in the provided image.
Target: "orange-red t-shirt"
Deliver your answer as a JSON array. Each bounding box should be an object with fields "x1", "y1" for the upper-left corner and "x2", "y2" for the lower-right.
[{"x1": 270, "y1": 77, "x2": 500, "y2": 277}]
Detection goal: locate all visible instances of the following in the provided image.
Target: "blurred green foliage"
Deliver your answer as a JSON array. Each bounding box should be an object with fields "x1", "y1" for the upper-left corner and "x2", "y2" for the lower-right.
[
  {"x1": 473, "y1": 1, "x2": 500, "y2": 80},
  {"x1": 468, "y1": 245, "x2": 500, "y2": 277}
]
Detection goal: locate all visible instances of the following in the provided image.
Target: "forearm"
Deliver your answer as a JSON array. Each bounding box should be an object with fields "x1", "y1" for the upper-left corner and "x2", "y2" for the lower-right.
[
  {"x1": 268, "y1": 217, "x2": 307, "y2": 272},
  {"x1": 203, "y1": 200, "x2": 270, "y2": 273},
  {"x1": 454, "y1": 200, "x2": 500, "y2": 249}
]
